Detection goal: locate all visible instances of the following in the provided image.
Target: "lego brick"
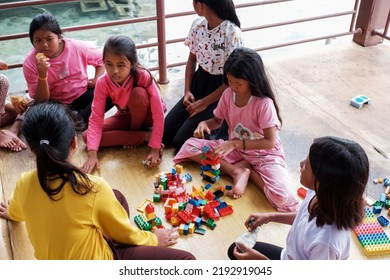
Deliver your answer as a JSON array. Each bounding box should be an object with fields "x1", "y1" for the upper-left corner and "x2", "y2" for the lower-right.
[
  {"x1": 207, "y1": 200, "x2": 221, "y2": 209},
  {"x1": 373, "y1": 205, "x2": 382, "y2": 214},
  {"x1": 353, "y1": 208, "x2": 390, "y2": 255},
  {"x1": 218, "y1": 206, "x2": 234, "y2": 217},
  {"x1": 213, "y1": 189, "x2": 224, "y2": 199},
  {"x1": 137, "y1": 199, "x2": 153, "y2": 213},
  {"x1": 177, "y1": 210, "x2": 192, "y2": 224},
  {"x1": 378, "y1": 216, "x2": 389, "y2": 227},
  {"x1": 350, "y1": 95, "x2": 371, "y2": 109},
  {"x1": 206, "y1": 218, "x2": 217, "y2": 230},
  {"x1": 297, "y1": 187, "x2": 307, "y2": 198},
  {"x1": 201, "y1": 145, "x2": 211, "y2": 153},
  {"x1": 194, "y1": 228, "x2": 206, "y2": 235}
]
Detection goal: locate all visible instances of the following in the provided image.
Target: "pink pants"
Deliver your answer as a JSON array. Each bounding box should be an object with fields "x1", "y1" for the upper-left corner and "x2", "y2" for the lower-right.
[
  {"x1": 174, "y1": 138, "x2": 300, "y2": 212},
  {"x1": 84, "y1": 87, "x2": 153, "y2": 147},
  {"x1": 0, "y1": 74, "x2": 17, "y2": 127}
]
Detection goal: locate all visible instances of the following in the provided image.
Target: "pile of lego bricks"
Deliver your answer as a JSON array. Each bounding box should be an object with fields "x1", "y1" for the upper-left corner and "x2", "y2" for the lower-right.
[{"x1": 134, "y1": 164, "x2": 234, "y2": 236}]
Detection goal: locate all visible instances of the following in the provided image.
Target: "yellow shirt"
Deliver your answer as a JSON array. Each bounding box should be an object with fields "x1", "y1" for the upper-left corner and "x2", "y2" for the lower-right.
[{"x1": 7, "y1": 170, "x2": 158, "y2": 260}]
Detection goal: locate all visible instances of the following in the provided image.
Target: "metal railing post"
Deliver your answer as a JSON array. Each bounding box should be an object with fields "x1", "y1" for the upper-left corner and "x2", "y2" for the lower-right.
[
  {"x1": 353, "y1": 0, "x2": 390, "y2": 46},
  {"x1": 156, "y1": 0, "x2": 169, "y2": 84}
]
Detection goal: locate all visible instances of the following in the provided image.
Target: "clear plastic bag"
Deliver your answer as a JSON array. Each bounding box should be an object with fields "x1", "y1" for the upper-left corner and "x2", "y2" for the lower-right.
[{"x1": 235, "y1": 226, "x2": 259, "y2": 252}]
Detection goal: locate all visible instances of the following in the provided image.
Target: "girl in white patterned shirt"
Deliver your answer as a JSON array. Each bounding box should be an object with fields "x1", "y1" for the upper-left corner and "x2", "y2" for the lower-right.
[{"x1": 163, "y1": 0, "x2": 244, "y2": 152}]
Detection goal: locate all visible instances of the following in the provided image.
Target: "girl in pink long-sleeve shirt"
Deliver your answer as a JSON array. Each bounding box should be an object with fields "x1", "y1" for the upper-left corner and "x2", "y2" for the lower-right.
[{"x1": 82, "y1": 35, "x2": 166, "y2": 173}]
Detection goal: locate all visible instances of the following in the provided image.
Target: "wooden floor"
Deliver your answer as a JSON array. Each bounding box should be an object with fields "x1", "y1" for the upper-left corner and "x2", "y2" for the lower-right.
[{"x1": 1, "y1": 41, "x2": 390, "y2": 260}]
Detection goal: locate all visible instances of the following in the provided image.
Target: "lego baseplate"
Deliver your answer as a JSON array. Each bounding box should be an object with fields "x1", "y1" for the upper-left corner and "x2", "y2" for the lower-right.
[{"x1": 353, "y1": 208, "x2": 390, "y2": 256}]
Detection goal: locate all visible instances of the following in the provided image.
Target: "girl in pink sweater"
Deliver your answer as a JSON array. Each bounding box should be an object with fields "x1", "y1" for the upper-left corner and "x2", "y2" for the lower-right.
[{"x1": 82, "y1": 35, "x2": 166, "y2": 173}]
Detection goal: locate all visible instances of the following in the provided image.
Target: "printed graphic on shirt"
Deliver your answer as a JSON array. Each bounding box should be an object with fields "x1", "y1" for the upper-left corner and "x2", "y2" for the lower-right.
[{"x1": 233, "y1": 123, "x2": 264, "y2": 140}]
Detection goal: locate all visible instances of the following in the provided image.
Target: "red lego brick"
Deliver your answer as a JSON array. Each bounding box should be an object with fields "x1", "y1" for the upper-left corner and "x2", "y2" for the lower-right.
[
  {"x1": 218, "y1": 206, "x2": 233, "y2": 217},
  {"x1": 297, "y1": 187, "x2": 307, "y2": 198},
  {"x1": 207, "y1": 200, "x2": 220, "y2": 209},
  {"x1": 177, "y1": 210, "x2": 192, "y2": 224},
  {"x1": 205, "y1": 190, "x2": 215, "y2": 201}
]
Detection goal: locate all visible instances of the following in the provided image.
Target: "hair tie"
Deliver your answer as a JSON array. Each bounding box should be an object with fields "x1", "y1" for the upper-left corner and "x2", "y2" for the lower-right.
[{"x1": 40, "y1": 139, "x2": 49, "y2": 145}]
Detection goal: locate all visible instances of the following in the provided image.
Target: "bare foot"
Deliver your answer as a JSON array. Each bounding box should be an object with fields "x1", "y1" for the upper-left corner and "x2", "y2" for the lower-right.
[
  {"x1": 226, "y1": 167, "x2": 250, "y2": 199},
  {"x1": 0, "y1": 129, "x2": 27, "y2": 152}
]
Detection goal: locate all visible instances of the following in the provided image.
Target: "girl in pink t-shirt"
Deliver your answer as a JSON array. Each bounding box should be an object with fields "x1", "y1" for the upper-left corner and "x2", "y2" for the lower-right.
[
  {"x1": 82, "y1": 35, "x2": 166, "y2": 173},
  {"x1": 23, "y1": 13, "x2": 112, "y2": 125},
  {"x1": 174, "y1": 47, "x2": 300, "y2": 212}
]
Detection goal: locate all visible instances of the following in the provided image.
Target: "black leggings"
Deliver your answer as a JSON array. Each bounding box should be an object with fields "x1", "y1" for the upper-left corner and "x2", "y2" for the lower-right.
[
  {"x1": 163, "y1": 67, "x2": 228, "y2": 152},
  {"x1": 70, "y1": 88, "x2": 113, "y2": 125},
  {"x1": 227, "y1": 242, "x2": 283, "y2": 260},
  {"x1": 107, "y1": 189, "x2": 196, "y2": 260}
]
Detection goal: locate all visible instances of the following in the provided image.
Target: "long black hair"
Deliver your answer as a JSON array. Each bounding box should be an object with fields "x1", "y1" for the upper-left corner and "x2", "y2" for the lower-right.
[
  {"x1": 22, "y1": 102, "x2": 93, "y2": 200},
  {"x1": 103, "y1": 35, "x2": 156, "y2": 88},
  {"x1": 309, "y1": 136, "x2": 369, "y2": 230},
  {"x1": 223, "y1": 47, "x2": 282, "y2": 125},
  {"x1": 29, "y1": 13, "x2": 63, "y2": 44},
  {"x1": 194, "y1": 0, "x2": 241, "y2": 28}
]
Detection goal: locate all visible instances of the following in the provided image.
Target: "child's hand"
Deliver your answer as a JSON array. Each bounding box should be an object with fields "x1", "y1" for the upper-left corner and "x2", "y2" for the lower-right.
[
  {"x1": 183, "y1": 91, "x2": 195, "y2": 107},
  {"x1": 154, "y1": 227, "x2": 179, "y2": 247},
  {"x1": 213, "y1": 141, "x2": 236, "y2": 158},
  {"x1": 193, "y1": 121, "x2": 210, "y2": 139},
  {"x1": 245, "y1": 213, "x2": 270, "y2": 232},
  {"x1": 0, "y1": 61, "x2": 8, "y2": 70},
  {"x1": 35, "y1": 53, "x2": 50, "y2": 79},
  {"x1": 87, "y1": 78, "x2": 97, "y2": 89},
  {"x1": 186, "y1": 99, "x2": 206, "y2": 118},
  {"x1": 145, "y1": 147, "x2": 162, "y2": 169},
  {"x1": 0, "y1": 201, "x2": 10, "y2": 219},
  {"x1": 233, "y1": 241, "x2": 268, "y2": 260},
  {"x1": 81, "y1": 150, "x2": 100, "y2": 173},
  {"x1": 12, "y1": 102, "x2": 27, "y2": 115}
]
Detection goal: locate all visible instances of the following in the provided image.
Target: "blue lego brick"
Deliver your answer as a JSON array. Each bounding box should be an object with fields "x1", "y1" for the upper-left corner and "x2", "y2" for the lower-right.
[
  {"x1": 378, "y1": 216, "x2": 389, "y2": 227},
  {"x1": 183, "y1": 173, "x2": 192, "y2": 182},
  {"x1": 202, "y1": 146, "x2": 211, "y2": 153},
  {"x1": 373, "y1": 205, "x2": 382, "y2": 214},
  {"x1": 350, "y1": 95, "x2": 371, "y2": 109},
  {"x1": 216, "y1": 201, "x2": 228, "y2": 210},
  {"x1": 384, "y1": 178, "x2": 390, "y2": 187},
  {"x1": 188, "y1": 198, "x2": 200, "y2": 207},
  {"x1": 380, "y1": 193, "x2": 387, "y2": 203}
]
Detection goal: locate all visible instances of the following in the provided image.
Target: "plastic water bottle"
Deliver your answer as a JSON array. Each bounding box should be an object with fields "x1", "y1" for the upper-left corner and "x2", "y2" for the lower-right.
[{"x1": 235, "y1": 226, "x2": 259, "y2": 252}]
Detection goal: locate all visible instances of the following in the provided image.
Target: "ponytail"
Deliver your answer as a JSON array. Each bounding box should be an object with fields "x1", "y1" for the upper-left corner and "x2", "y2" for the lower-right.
[{"x1": 22, "y1": 102, "x2": 93, "y2": 200}]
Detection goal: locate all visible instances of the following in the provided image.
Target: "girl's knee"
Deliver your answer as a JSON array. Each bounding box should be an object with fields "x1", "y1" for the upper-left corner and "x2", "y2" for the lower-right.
[
  {"x1": 129, "y1": 87, "x2": 149, "y2": 107},
  {"x1": 264, "y1": 187, "x2": 300, "y2": 212}
]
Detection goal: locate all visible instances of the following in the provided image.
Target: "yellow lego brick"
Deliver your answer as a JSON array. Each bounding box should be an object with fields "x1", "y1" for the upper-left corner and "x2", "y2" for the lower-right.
[
  {"x1": 188, "y1": 223, "x2": 195, "y2": 234},
  {"x1": 137, "y1": 199, "x2": 153, "y2": 213},
  {"x1": 175, "y1": 164, "x2": 183, "y2": 174}
]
